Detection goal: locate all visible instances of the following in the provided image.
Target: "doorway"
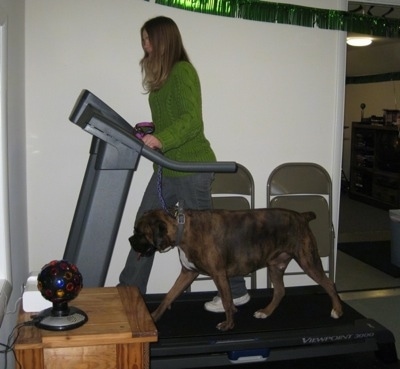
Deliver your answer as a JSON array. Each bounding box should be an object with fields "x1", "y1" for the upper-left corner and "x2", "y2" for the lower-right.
[{"x1": 337, "y1": 1, "x2": 400, "y2": 291}]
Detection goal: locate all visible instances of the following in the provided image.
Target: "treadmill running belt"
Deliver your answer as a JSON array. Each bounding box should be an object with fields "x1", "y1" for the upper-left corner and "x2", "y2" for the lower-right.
[{"x1": 145, "y1": 288, "x2": 363, "y2": 339}]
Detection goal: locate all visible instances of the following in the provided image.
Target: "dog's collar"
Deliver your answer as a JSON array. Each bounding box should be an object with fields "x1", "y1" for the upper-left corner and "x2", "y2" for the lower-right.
[{"x1": 174, "y1": 201, "x2": 185, "y2": 247}]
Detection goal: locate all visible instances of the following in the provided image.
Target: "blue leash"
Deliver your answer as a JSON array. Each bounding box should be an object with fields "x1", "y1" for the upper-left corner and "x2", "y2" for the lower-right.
[
  {"x1": 133, "y1": 122, "x2": 175, "y2": 217},
  {"x1": 157, "y1": 164, "x2": 172, "y2": 216}
]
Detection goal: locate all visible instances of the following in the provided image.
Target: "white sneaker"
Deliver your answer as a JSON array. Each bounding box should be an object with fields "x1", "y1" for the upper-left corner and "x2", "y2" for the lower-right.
[{"x1": 204, "y1": 293, "x2": 250, "y2": 313}]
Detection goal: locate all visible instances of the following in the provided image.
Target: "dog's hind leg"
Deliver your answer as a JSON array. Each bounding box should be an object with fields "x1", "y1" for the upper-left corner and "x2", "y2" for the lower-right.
[
  {"x1": 254, "y1": 253, "x2": 291, "y2": 319},
  {"x1": 295, "y1": 245, "x2": 343, "y2": 319},
  {"x1": 151, "y1": 268, "x2": 199, "y2": 322}
]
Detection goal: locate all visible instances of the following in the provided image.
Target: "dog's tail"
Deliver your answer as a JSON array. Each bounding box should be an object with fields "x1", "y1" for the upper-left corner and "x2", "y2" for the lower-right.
[{"x1": 302, "y1": 211, "x2": 317, "y2": 223}]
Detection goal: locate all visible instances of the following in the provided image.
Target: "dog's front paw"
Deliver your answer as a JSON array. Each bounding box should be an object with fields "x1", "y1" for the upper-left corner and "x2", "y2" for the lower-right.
[
  {"x1": 330, "y1": 308, "x2": 342, "y2": 319},
  {"x1": 253, "y1": 310, "x2": 268, "y2": 319},
  {"x1": 216, "y1": 320, "x2": 234, "y2": 331}
]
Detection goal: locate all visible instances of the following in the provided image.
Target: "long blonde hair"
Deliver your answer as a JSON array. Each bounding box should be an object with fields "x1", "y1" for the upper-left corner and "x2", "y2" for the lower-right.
[{"x1": 140, "y1": 16, "x2": 190, "y2": 93}]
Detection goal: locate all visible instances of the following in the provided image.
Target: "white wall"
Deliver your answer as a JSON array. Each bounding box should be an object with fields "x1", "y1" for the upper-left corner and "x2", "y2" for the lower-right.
[
  {"x1": 25, "y1": 0, "x2": 346, "y2": 292},
  {"x1": 0, "y1": 10, "x2": 12, "y2": 325},
  {"x1": 0, "y1": 0, "x2": 27, "y2": 357}
]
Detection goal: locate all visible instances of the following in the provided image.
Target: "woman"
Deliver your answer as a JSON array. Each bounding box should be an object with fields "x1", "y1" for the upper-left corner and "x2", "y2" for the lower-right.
[{"x1": 119, "y1": 16, "x2": 249, "y2": 312}]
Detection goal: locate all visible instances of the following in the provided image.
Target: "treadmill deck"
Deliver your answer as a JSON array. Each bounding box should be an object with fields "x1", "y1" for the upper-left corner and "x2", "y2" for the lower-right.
[{"x1": 144, "y1": 286, "x2": 397, "y2": 368}]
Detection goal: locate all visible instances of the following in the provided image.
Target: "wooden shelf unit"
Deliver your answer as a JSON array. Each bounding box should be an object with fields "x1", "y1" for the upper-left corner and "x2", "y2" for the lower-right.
[
  {"x1": 14, "y1": 286, "x2": 157, "y2": 369},
  {"x1": 349, "y1": 123, "x2": 400, "y2": 209}
]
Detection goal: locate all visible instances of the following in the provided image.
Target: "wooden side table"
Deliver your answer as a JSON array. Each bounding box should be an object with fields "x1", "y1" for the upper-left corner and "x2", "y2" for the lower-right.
[{"x1": 14, "y1": 286, "x2": 157, "y2": 369}]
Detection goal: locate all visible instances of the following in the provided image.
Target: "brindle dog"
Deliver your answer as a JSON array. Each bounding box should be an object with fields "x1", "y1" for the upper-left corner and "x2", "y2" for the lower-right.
[{"x1": 130, "y1": 208, "x2": 343, "y2": 331}]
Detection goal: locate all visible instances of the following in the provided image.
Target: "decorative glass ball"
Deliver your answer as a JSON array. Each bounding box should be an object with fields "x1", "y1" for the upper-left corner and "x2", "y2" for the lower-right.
[{"x1": 37, "y1": 260, "x2": 83, "y2": 304}]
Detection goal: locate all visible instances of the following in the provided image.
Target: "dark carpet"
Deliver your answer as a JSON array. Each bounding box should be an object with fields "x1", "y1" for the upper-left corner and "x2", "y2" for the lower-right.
[{"x1": 338, "y1": 241, "x2": 400, "y2": 278}]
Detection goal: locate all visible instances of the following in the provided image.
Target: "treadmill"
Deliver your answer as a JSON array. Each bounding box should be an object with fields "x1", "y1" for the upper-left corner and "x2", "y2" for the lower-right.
[
  {"x1": 63, "y1": 89, "x2": 236, "y2": 287},
  {"x1": 64, "y1": 90, "x2": 398, "y2": 368}
]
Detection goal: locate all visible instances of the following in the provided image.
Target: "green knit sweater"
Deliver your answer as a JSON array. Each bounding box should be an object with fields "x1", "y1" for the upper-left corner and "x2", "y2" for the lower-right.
[{"x1": 149, "y1": 61, "x2": 216, "y2": 177}]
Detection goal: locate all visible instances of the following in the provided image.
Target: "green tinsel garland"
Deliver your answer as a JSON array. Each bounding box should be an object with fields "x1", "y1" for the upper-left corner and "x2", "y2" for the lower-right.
[{"x1": 154, "y1": 0, "x2": 400, "y2": 38}]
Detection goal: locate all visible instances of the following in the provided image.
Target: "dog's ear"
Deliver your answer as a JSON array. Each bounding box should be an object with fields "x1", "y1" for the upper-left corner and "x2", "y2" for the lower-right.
[
  {"x1": 138, "y1": 219, "x2": 167, "y2": 244},
  {"x1": 150, "y1": 219, "x2": 169, "y2": 249}
]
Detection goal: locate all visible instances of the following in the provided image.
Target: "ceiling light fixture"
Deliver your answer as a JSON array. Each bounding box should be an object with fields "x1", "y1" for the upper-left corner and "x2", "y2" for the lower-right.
[{"x1": 346, "y1": 37, "x2": 373, "y2": 47}]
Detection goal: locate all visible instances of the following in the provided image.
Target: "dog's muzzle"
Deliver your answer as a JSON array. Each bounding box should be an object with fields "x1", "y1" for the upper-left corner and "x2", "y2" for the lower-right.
[
  {"x1": 128, "y1": 234, "x2": 173, "y2": 257},
  {"x1": 138, "y1": 246, "x2": 157, "y2": 257},
  {"x1": 128, "y1": 234, "x2": 156, "y2": 257}
]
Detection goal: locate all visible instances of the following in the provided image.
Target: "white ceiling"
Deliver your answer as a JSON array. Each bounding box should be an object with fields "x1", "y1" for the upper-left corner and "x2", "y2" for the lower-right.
[{"x1": 346, "y1": 2, "x2": 400, "y2": 77}]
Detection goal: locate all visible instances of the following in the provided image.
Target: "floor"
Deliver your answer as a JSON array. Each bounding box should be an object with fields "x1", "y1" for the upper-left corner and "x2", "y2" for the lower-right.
[
  {"x1": 336, "y1": 191, "x2": 400, "y2": 358},
  {"x1": 338, "y1": 191, "x2": 391, "y2": 244},
  {"x1": 336, "y1": 191, "x2": 399, "y2": 291}
]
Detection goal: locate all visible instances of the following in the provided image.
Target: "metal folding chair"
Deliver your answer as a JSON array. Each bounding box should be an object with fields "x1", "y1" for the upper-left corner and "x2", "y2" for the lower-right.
[
  {"x1": 211, "y1": 163, "x2": 255, "y2": 210},
  {"x1": 266, "y1": 162, "x2": 335, "y2": 287}
]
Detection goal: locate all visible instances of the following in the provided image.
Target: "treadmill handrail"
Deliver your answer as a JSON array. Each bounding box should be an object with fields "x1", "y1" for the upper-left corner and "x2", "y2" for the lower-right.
[
  {"x1": 142, "y1": 144, "x2": 236, "y2": 173},
  {"x1": 77, "y1": 102, "x2": 237, "y2": 173}
]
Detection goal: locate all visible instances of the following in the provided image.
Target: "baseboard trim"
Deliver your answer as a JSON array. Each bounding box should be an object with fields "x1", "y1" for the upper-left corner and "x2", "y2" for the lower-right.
[
  {"x1": 338, "y1": 231, "x2": 391, "y2": 243},
  {"x1": 339, "y1": 287, "x2": 400, "y2": 301}
]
